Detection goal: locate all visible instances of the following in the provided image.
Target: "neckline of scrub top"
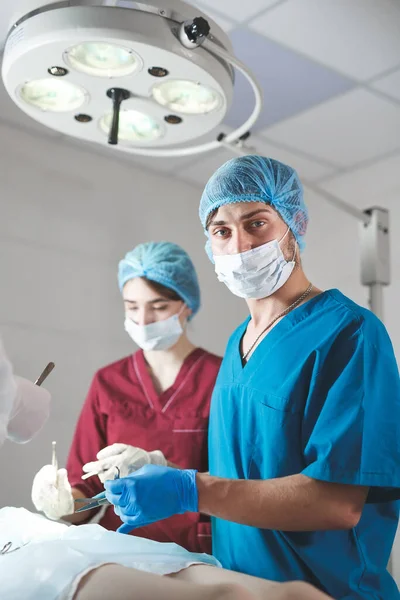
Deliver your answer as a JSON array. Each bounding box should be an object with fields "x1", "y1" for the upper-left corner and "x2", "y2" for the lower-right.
[
  {"x1": 133, "y1": 347, "x2": 206, "y2": 413},
  {"x1": 234, "y1": 289, "x2": 339, "y2": 375}
]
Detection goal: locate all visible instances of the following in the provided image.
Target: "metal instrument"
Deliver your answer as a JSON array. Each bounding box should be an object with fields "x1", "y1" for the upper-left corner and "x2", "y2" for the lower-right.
[{"x1": 74, "y1": 467, "x2": 120, "y2": 513}]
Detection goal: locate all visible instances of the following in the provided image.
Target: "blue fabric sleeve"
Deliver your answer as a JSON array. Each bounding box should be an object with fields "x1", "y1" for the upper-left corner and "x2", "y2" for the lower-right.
[{"x1": 301, "y1": 320, "x2": 400, "y2": 502}]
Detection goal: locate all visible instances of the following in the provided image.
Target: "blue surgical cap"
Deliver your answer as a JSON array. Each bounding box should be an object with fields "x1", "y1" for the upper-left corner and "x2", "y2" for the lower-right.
[
  {"x1": 199, "y1": 155, "x2": 308, "y2": 252},
  {"x1": 118, "y1": 241, "x2": 201, "y2": 317}
]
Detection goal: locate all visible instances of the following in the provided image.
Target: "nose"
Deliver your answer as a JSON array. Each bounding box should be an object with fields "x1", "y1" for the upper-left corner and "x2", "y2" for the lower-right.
[
  {"x1": 229, "y1": 229, "x2": 253, "y2": 255},
  {"x1": 135, "y1": 308, "x2": 153, "y2": 326}
]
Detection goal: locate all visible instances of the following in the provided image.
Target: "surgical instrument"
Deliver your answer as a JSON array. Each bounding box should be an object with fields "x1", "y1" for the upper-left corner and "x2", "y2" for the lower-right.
[
  {"x1": 74, "y1": 467, "x2": 120, "y2": 513},
  {"x1": 35, "y1": 362, "x2": 55, "y2": 386},
  {"x1": 51, "y1": 440, "x2": 58, "y2": 472}
]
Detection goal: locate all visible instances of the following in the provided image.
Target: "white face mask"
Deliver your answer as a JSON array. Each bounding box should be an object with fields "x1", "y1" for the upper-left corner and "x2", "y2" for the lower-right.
[
  {"x1": 124, "y1": 306, "x2": 185, "y2": 351},
  {"x1": 213, "y1": 229, "x2": 295, "y2": 300}
]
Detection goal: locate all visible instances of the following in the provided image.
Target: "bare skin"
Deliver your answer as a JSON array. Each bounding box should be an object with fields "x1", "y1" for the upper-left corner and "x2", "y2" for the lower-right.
[{"x1": 74, "y1": 563, "x2": 333, "y2": 600}]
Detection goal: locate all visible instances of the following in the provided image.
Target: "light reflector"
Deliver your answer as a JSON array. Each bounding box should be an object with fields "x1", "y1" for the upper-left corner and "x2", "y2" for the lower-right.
[
  {"x1": 19, "y1": 78, "x2": 87, "y2": 112},
  {"x1": 64, "y1": 42, "x2": 138, "y2": 78},
  {"x1": 152, "y1": 79, "x2": 222, "y2": 114},
  {"x1": 100, "y1": 109, "x2": 162, "y2": 142}
]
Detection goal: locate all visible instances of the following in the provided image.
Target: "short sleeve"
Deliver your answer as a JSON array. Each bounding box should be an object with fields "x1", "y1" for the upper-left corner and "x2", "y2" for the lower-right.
[
  {"x1": 66, "y1": 374, "x2": 108, "y2": 499},
  {"x1": 301, "y1": 320, "x2": 400, "y2": 502}
]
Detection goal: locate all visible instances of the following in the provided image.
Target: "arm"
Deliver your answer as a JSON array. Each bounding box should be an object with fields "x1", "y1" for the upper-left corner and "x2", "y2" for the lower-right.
[{"x1": 196, "y1": 472, "x2": 368, "y2": 530}]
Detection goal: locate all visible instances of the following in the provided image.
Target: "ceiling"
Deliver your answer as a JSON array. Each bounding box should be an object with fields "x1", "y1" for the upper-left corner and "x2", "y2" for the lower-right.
[{"x1": 1, "y1": 0, "x2": 400, "y2": 210}]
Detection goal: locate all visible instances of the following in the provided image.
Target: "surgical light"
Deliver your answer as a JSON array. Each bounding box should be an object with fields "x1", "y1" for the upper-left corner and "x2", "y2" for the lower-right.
[
  {"x1": 64, "y1": 42, "x2": 139, "y2": 78},
  {"x1": 100, "y1": 109, "x2": 162, "y2": 142},
  {"x1": 2, "y1": 1, "x2": 263, "y2": 156},
  {"x1": 152, "y1": 80, "x2": 221, "y2": 115},
  {"x1": 19, "y1": 78, "x2": 87, "y2": 112}
]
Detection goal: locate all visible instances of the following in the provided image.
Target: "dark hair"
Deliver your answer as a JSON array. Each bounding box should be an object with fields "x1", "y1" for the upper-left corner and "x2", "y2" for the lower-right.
[
  {"x1": 144, "y1": 278, "x2": 182, "y2": 302},
  {"x1": 205, "y1": 208, "x2": 218, "y2": 230}
]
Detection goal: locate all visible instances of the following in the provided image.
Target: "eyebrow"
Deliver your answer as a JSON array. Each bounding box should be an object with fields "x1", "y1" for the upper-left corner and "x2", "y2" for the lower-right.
[
  {"x1": 123, "y1": 298, "x2": 169, "y2": 304},
  {"x1": 209, "y1": 208, "x2": 272, "y2": 227}
]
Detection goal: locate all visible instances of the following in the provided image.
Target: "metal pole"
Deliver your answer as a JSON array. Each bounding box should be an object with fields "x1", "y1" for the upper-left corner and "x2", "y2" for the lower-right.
[
  {"x1": 369, "y1": 283, "x2": 384, "y2": 320},
  {"x1": 360, "y1": 207, "x2": 390, "y2": 321}
]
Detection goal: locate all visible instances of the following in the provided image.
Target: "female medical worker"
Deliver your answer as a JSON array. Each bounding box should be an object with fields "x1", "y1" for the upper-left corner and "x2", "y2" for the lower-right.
[
  {"x1": 31, "y1": 241, "x2": 221, "y2": 553},
  {"x1": 103, "y1": 157, "x2": 400, "y2": 600},
  {"x1": 0, "y1": 340, "x2": 51, "y2": 446}
]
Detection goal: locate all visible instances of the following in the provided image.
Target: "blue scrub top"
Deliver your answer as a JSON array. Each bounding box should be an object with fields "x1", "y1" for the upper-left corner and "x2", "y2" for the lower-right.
[{"x1": 209, "y1": 289, "x2": 400, "y2": 599}]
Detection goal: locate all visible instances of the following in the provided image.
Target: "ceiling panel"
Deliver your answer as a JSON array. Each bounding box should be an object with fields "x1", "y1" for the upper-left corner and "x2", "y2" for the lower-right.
[
  {"x1": 192, "y1": 0, "x2": 280, "y2": 22},
  {"x1": 319, "y1": 152, "x2": 400, "y2": 209},
  {"x1": 263, "y1": 89, "x2": 400, "y2": 167},
  {"x1": 372, "y1": 69, "x2": 400, "y2": 103},
  {"x1": 250, "y1": 136, "x2": 336, "y2": 181},
  {"x1": 178, "y1": 148, "x2": 234, "y2": 187},
  {"x1": 176, "y1": 132, "x2": 337, "y2": 188},
  {"x1": 249, "y1": 0, "x2": 400, "y2": 81},
  {"x1": 187, "y1": 2, "x2": 236, "y2": 32},
  {"x1": 224, "y1": 28, "x2": 354, "y2": 131}
]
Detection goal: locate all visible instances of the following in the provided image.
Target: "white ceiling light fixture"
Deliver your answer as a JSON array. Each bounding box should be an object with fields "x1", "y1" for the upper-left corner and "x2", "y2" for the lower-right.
[{"x1": 2, "y1": 0, "x2": 262, "y2": 156}]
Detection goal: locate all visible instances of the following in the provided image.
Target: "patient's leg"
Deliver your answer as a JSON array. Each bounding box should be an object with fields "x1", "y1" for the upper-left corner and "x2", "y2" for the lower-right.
[
  {"x1": 74, "y1": 563, "x2": 333, "y2": 600},
  {"x1": 172, "y1": 565, "x2": 333, "y2": 600},
  {"x1": 74, "y1": 564, "x2": 255, "y2": 600}
]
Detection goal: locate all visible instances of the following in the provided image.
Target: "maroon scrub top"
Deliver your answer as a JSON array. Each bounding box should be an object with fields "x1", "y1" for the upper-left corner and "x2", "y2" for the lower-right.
[{"x1": 66, "y1": 347, "x2": 221, "y2": 553}]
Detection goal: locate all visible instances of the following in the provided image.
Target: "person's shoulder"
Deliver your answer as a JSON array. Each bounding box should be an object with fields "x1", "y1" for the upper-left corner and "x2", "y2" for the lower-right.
[
  {"x1": 93, "y1": 353, "x2": 135, "y2": 382},
  {"x1": 321, "y1": 289, "x2": 390, "y2": 346}
]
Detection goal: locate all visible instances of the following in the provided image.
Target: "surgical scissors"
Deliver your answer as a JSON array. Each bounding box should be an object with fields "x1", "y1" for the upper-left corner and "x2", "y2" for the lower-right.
[{"x1": 74, "y1": 467, "x2": 120, "y2": 513}]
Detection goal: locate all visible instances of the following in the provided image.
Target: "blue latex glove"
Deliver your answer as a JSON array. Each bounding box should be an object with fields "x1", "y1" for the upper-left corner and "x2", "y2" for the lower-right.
[{"x1": 104, "y1": 464, "x2": 198, "y2": 534}]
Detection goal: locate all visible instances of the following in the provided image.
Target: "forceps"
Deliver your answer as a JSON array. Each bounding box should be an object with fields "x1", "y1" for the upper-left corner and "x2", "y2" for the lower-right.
[{"x1": 74, "y1": 467, "x2": 120, "y2": 513}]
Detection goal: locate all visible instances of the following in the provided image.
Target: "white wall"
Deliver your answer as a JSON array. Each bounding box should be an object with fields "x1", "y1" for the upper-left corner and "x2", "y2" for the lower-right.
[{"x1": 0, "y1": 123, "x2": 399, "y2": 578}]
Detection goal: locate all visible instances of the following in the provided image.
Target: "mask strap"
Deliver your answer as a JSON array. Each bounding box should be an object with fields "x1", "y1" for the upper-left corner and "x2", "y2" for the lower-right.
[
  {"x1": 278, "y1": 227, "x2": 290, "y2": 245},
  {"x1": 177, "y1": 302, "x2": 186, "y2": 317}
]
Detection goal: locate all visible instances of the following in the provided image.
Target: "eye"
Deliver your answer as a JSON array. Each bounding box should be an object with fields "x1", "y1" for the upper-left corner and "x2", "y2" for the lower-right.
[
  {"x1": 250, "y1": 220, "x2": 266, "y2": 228},
  {"x1": 153, "y1": 304, "x2": 169, "y2": 311},
  {"x1": 125, "y1": 304, "x2": 138, "y2": 311},
  {"x1": 212, "y1": 228, "x2": 230, "y2": 238}
]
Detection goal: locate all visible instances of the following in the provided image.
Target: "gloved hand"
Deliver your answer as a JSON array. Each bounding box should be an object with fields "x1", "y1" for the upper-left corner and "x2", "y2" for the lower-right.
[
  {"x1": 0, "y1": 341, "x2": 15, "y2": 447},
  {"x1": 82, "y1": 443, "x2": 167, "y2": 483},
  {"x1": 104, "y1": 464, "x2": 198, "y2": 534},
  {"x1": 31, "y1": 465, "x2": 74, "y2": 520},
  {"x1": 7, "y1": 377, "x2": 51, "y2": 444}
]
